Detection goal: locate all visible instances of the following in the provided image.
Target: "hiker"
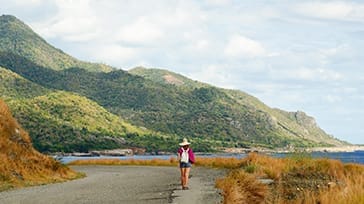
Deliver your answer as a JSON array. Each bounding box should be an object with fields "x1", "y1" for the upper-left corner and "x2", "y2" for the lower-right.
[{"x1": 177, "y1": 138, "x2": 195, "y2": 190}]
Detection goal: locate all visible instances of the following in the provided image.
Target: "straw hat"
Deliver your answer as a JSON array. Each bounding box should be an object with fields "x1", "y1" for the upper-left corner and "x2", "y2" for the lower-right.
[{"x1": 179, "y1": 138, "x2": 190, "y2": 146}]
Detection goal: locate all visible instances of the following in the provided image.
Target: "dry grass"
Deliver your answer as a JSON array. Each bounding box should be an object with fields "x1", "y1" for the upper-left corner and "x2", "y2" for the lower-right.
[
  {"x1": 216, "y1": 153, "x2": 364, "y2": 204},
  {"x1": 195, "y1": 157, "x2": 243, "y2": 169},
  {"x1": 69, "y1": 152, "x2": 364, "y2": 203},
  {"x1": 69, "y1": 156, "x2": 243, "y2": 168},
  {"x1": 0, "y1": 99, "x2": 81, "y2": 191},
  {"x1": 216, "y1": 170, "x2": 267, "y2": 204},
  {"x1": 68, "y1": 149, "x2": 364, "y2": 204},
  {"x1": 70, "y1": 157, "x2": 179, "y2": 166}
]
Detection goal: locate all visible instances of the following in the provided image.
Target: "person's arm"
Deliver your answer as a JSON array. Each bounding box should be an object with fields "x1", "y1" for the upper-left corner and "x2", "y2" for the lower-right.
[
  {"x1": 189, "y1": 148, "x2": 195, "y2": 164},
  {"x1": 177, "y1": 148, "x2": 182, "y2": 162}
]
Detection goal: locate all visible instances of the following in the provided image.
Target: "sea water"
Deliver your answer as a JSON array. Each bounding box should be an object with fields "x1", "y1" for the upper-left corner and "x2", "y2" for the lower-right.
[{"x1": 60, "y1": 151, "x2": 364, "y2": 164}]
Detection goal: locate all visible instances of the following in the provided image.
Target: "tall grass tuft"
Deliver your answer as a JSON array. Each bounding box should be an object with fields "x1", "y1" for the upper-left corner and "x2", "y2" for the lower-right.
[
  {"x1": 216, "y1": 170, "x2": 267, "y2": 204},
  {"x1": 217, "y1": 153, "x2": 364, "y2": 204}
]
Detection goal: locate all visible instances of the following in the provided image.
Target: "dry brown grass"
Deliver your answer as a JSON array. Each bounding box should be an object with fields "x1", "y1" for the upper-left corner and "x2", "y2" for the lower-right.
[
  {"x1": 216, "y1": 170, "x2": 267, "y2": 204},
  {"x1": 216, "y1": 153, "x2": 364, "y2": 204},
  {"x1": 70, "y1": 158, "x2": 179, "y2": 166},
  {"x1": 69, "y1": 156, "x2": 243, "y2": 168},
  {"x1": 195, "y1": 157, "x2": 243, "y2": 169},
  {"x1": 67, "y1": 150, "x2": 364, "y2": 204},
  {"x1": 0, "y1": 99, "x2": 80, "y2": 191}
]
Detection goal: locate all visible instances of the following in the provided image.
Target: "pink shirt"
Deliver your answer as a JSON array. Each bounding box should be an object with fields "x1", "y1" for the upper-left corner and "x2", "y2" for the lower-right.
[{"x1": 178, "y1": 147, "x2": 195, "y2": 164}]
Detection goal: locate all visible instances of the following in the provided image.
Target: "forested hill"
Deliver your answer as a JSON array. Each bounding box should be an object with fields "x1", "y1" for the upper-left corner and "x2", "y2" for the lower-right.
[
  {"x1": 0, "y1": 67, "x2": 180, "y2": 152},
  {"x1": 128, "y1": 67, "x2": 347, "y2": 147},
  {"x1": 0, "y1": 14, "x2": 112, "y2": 72},
  {"x1": 0, "y1": 15, "x2": 347, "y2": 153}
]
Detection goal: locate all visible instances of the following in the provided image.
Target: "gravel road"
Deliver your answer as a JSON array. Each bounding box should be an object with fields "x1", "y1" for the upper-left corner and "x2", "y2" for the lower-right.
[{"x1": 0, "y1": 165, "x2": 224, "y2": 204}]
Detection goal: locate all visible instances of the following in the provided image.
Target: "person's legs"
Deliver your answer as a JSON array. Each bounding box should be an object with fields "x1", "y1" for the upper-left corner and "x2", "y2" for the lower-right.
[
  {"x1": 180, "y1": 168, "x2": 186, "y2": 188},
  {"x1": 184, "y1": 167, "x2": 191, "y2": 188}
]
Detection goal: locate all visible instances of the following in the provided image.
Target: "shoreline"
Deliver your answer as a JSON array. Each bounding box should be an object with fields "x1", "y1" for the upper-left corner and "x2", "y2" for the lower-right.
[
  {"x1": 50, "y1": 145, "x2": 364, "y2": 158},
  {"x1": 304, "y1": 145, "x2": 364, "y2": 153},
  {"x1": 222, "y1": 145, "x2": 364, "y2": 154}
]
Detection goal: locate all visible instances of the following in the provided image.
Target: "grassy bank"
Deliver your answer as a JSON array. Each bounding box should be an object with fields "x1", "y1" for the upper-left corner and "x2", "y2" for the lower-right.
[
  {"x1": 215, "y1": 153, "x2": 364, "y2": 204},
  {"x1": 69, "y1": 153, "x2": 364, "y2": 204},
  {"x1": 0, "y1": 99, "x2": 82, "y2": 191}
]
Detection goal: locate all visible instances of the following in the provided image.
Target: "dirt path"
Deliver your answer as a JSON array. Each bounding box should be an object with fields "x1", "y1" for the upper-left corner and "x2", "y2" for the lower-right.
[
  {"x1": 0, "y1": 166, "x2": 224, "y2": 204},
  {"x1": 172, "y1": 167, "x2": 224, "y2": 204}
]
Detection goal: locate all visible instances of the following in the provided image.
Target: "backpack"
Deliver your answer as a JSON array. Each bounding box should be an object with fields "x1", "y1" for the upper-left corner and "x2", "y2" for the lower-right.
[{"x1": 180, "y1": 148, "x2": 189, "y2": 163}]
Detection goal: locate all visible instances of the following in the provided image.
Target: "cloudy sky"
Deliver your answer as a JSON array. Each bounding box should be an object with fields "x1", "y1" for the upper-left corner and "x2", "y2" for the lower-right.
[{"x1": 1, "y1": 0, "x2": 363, "y2": 144}]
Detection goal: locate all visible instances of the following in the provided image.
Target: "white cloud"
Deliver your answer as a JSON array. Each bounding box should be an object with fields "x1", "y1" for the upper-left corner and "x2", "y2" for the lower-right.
[
  {"x1": 224, "y1": 35, "x2": 266, "y2": 58},
  {"x1": 115, "y1": 17, "x2": 164, "y2": 45},
  {"x1": 13, "y1": 0, "x2": 44, "y2": 6},
  {"x1": 90, "y1": 44, "x2": 137, "y2": 64},
  {"x1": 194, "y1": 39, "x2": 210, "y2": 50},
  {"x1": 187, "y1": 64, "x2": 236, "y2": 89},
  {"x1": 32, "y1": 0, "x2": 100, "y2": 40},
  {"x1": 325, "y1": 94, "x2": 342, "y2": 103},
  {"x1": 270, "y1": 67, "x2": 343, "y2": 81},
  {"x1": 204, "y1": 0, "x2": 232, "y2": 6},
  {"x1": 319, "y1": 45, "x2": 348, "y2": 57},
  {"x1": 295, "y1": 1, "x2": 364, "y2": 21}
]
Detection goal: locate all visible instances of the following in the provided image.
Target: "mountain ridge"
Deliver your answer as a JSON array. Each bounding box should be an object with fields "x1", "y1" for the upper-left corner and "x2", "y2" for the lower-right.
[
  {"x1": 129, "y1": 67, "x2": 346, "y2": 147},
  {"x1": 0, "y1": 14, "x2": 113, "y2": 72},
  {"x1": 0, "y1": 15, "x2": 348, "y2": 152},
  {"x1": 0, "y1": 66, "x2": 182, "y2": 152}
]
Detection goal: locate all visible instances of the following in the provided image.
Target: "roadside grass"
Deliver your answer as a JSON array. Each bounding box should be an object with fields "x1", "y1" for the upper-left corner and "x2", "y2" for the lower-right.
[
  {"x1": 69, "y1": 156, "x2": 244, "y2": 168},
  {"x1": 217, "y1": 153, "x2": 364, "y2": 204},
  {"x1": 69, "y1": 158, "x2": 178, "y2": 166},
  {"x1": 216, "y1": 169, "x2": 267, "y2": 203},
  {"x1": 0, "y1": 99, "x2": 81, "y2": 192},
  {"x1": 69, "y1": 153, "x2": 364, "y2": 204}
]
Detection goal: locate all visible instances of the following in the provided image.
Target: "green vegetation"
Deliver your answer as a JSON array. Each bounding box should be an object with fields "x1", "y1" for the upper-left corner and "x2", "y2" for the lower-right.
[
  {"x1": 129, "y1": 66, "x2": 209, "y2": 89},
  {"x1": 0, "y1": 14, "x2": 112, "y2": 72},
  {"x1": 0, "y1": 15, "x2": 347, "y2": 153},
  {"x1": 0, "y1": 67, "x2": 185, "y2": 153}
]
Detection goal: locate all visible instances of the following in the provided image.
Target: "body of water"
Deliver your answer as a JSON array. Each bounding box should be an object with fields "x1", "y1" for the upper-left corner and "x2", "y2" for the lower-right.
[{"x1": 60, "y1": 151, "x2": 364, "y2": 164}]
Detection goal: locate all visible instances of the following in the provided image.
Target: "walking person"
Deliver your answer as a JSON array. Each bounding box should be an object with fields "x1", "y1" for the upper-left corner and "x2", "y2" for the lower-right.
[{"x1": 177, "y1": 138, "x2": 195, "y2": 190}]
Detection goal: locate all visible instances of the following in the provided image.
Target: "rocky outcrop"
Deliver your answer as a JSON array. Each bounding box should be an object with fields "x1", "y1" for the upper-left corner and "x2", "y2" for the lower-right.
[
  {"x1": 91, "y1": 149, "x2": 133, "y2": 156},
  {"x1": 292, "y1": 111, "x2": 318, "y2": 129}
]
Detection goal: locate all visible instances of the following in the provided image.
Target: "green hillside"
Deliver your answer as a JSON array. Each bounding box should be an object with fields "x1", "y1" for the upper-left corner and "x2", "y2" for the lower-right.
[
  {"x1": 129, "y1": 66, "x2": 208, "y2": 89},
  {"x1": 225, "y1": 89, "x2": 346, "y2": 146},
  {"x1": 0, "y1": 66, "x2": 50, "y2": 99},
  {"x1": 0, "y1": 15, "x2": 347, "y2": 152},
  {"x1": 0, "y1": 54, "x2": 345, "y2": 149},
  {"x1": 0, "y1": 15, "x2": 112, "y2": 72},
  {"x1": 0, "y1": 67, "x2": 182, "y2": 152},
  {"x1": 129, "y1": 67, "x2": 346, "y2": 147}
]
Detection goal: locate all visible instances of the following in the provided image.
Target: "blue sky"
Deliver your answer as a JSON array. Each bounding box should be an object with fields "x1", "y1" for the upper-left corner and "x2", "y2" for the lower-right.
[{"x1": 1, "y1": 0, "x2": 363, "y2": 144}]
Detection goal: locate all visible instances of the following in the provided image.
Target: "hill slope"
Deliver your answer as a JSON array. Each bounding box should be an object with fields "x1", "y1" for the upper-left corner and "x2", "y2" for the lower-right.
[
  {"x1": 129, "y1": 66, "x2": 209, "y2": 89},
  {"x1": 0, "y1": 99, "x2": 78, "y2": 191},
  {"x1": 0, "y1": 15, "x2": 112, "y2": 72},
  {"x1": 129, "y1": 67, "x2": 346, "y2": 147},
  {"x1": 0, "y1": 53, "x2": 345, "y2": 149},
  {"x1": 0, "y1": 67, "x2": 179, "y2": 152},
  {"x1": 0, "y1": 15, "x2": 347, "y2": 151}
]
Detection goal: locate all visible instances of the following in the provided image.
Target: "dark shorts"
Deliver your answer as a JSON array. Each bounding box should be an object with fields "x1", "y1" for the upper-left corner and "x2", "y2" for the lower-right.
[{"x1": 180, "y1": 162, "x2": 192, "y2": 168}]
